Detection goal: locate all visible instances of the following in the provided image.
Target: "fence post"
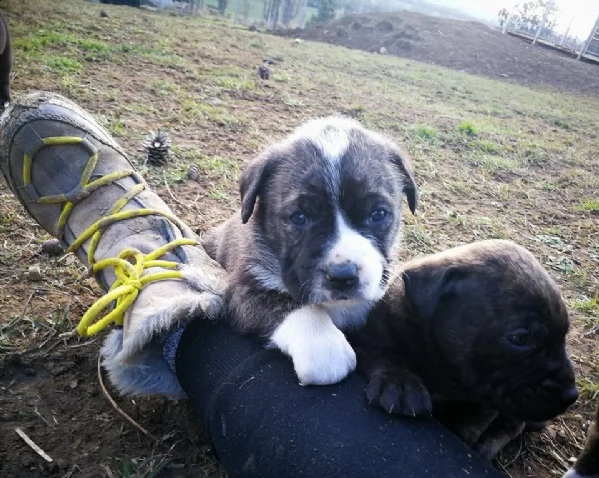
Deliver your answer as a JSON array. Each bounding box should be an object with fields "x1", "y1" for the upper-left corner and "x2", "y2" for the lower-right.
[
  {"x1": 578, "y1": 14, "x2": 599, "y2": 59},
  {"x1": 532, "y1": 0, "x2": 555, "y2": 45},
  {"x1": 502, "y1": 2, "x2": 520, "y2": 35}
]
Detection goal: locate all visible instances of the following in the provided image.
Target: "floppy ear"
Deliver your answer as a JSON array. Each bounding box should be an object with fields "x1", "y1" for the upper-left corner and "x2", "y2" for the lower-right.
[
  {"x1": 239, "y1": 152, "x2": 278, "y2": 224},
  {"x1": 390, "y1": 146, "x2": 418, "y2": 215},
  {"x1": 401, "y1": 263, "x2": 460, "y2": 320}
]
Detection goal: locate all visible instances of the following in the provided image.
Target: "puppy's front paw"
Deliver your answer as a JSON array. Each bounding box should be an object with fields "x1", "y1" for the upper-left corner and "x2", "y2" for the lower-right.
[
  {"x1": 293, "y1": 329, "x2": 357, "y2": 386},
  {"x1": 270, "y1": 305, "x2": 357, "y2": 386},
  {"x1": 366, "y1": 368, "x2": 432, "y2": 416}
]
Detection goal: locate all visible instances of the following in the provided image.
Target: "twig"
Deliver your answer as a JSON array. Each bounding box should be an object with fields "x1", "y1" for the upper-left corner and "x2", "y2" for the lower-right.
[
  {"x1": 68, "y1": 337, "x2": 99, "y2": 349},
  {"x1": 19, "y1": 291, "x2": 35, "y2": 322},
  {"x1": 162, "y1": 170, "x2": 192, "y2": 210},
  {"x1": 495, "y1": 461, "x2": 514, "y2": 478},
  {"x1": 15, "y1": 427, "x2": 53, "y2": 462},
  {"x1": 501, "y1": 433, "x2": 524, "y2": 469},
  {"x1": 97, "y1": 355, "x2": 165, "y2": 446}
]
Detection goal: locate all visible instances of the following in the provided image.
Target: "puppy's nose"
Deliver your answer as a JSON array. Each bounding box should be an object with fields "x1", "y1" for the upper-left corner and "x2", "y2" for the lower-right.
[
  {"x1": 559, "y1": 386, "x2": 578, "y2": 408},
  {"x1": 326, "y1": 263, "x2": 359, "y2": 291}
]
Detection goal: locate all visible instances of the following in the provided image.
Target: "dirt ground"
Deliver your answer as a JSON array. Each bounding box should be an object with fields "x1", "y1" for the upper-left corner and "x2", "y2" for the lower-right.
[
  {"x1": 0, "y1": 1, "x2": 598, "y2": 477},
  {"x1": 276, "y1": 11, "x2": 599, "y2": 94}
]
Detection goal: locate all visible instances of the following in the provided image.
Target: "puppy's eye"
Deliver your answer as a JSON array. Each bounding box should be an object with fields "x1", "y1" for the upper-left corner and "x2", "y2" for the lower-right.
[
  {"x1": 370, "y1": 208, "x2": 388, "y2": 223},
  {"x1": 290, "y1": 211, "x2": 308, "y2": 226},
  {"x1": 507, "y1": 329, "x2": 531, "y2": 348}
]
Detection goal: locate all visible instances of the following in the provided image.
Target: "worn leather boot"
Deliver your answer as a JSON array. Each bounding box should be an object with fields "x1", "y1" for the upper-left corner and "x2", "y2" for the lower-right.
[{"x1": 0, "y1": 91, "x2": 227, "y2": 398}]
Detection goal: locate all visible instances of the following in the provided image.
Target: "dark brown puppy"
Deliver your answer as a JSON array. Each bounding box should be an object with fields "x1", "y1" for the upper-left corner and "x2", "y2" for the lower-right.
[
  {"x1": 563, "y1": 402, "x2": 599, "y2": 478},
  {"x1": 349, "y1": 239, "x2": 578, "y2": 460},
  {"x1": 0, "y1": 9, "x2": 12, "y2": 108}
]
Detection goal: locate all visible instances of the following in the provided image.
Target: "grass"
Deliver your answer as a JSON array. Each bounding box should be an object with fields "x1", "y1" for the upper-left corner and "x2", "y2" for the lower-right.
[
  {"x1": 578, "y1": 198, "x2": 599, "y2": 212},
  {"x1": 2, "y1": 0, "x2": 599, "y2": 477},
  {"x1": 457, "y1": 120, "x2": 478, "y2": 136}
]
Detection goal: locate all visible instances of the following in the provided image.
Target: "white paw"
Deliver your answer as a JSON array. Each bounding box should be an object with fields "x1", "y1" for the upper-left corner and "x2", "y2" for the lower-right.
[{"x1": 270, "y1": 305, "x2": 357, "y2": 386}]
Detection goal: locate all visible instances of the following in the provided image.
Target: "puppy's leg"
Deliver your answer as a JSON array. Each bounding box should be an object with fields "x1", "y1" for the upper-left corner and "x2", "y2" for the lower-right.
[
  {"x1": 470, "y1": 414, "x2": 525, "y2": 461},
  {"x1": 563, "y1": 401, "x2": 599, "y2": 478},
  {"x1": 434, "y1": 401, "x2": 499, "y2": 446},
  {"x1": 355, "y1": 350, "x2": 432, "y2": 416},
  {"x1": 270, "y1": 305, "x2": 356, "y2": 386}
]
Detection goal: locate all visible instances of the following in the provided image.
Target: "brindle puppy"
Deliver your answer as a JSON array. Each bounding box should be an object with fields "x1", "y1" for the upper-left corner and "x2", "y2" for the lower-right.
[
  {"x1": 0, "y1": 9, "x2": 12, "y2": 108},
  {"x1": 203, "y1": 116, "x2": 416, "y2": 387},
  {"x1": 349, "y1": 239, "x2": 579, "y2": 460},
  {"x1": 563, "y1": 402, "x2": 599, "y2": 478}
]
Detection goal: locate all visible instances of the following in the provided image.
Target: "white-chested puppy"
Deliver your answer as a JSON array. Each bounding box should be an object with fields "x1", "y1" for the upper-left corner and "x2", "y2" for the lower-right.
[{"x1": 202, "y1": 116, "x2": 417, "y2": 386}]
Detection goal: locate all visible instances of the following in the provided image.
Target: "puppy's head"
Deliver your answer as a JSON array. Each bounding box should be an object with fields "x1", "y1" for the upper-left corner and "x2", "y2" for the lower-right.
[
  {"x1": 402, "y1": 239, "x2": 578, "y2": 423},
  {"x1": 240, "y1": 116, "x2": 417, "y2": 312}
]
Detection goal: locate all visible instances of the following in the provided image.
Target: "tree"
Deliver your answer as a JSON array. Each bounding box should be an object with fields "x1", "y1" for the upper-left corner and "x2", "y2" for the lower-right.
[
  {"x1": 218, "y1": 0, "x2": 228, "y2": 14},
  {"x1": 281, "y1": 0, "x2": 301, "y2": 26},
  {"x1": 312, "y1": 0, "x2": 335, "y2": 23},
  {"x1": 498, "y1": 0, "x2": 559, "y2": 33}
]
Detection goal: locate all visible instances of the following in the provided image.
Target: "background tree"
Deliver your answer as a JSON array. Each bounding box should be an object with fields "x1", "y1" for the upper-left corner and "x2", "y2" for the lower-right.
[
  {"x1": 498, "y1": 0, "x2": 559, "y2": 33},
  {"x1": 281, "y1": 0, "x2": 301, "y2": 26}
]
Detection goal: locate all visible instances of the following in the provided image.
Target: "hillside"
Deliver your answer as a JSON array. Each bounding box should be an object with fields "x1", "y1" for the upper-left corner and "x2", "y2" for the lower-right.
[{"x1": 277, "y1": 11, "x2": 599, "y2": 93}]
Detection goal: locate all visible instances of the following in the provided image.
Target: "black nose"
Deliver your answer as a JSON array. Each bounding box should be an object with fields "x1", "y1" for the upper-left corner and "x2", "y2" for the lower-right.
[
  {"x1": 559, "y1": 386, "x2": 578, "y2": 408},
  {"x1": 326, "y1": 263, "x2": 359, "y2": 291}
]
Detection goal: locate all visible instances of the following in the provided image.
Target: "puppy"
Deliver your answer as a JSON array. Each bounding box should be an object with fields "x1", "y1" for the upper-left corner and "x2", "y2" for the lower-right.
[
  {"x1": 349, "y1": 239, "x2": 579, "y2": 460},
  {"x1": 0, "y1": 9, "x2": 12, "y2": 108},
  {"x1": 202, "y1": 116, "x2": 417, "y2": 386},
  {"x1": 563, "y1": 401, "x2": 599, "y2": 478}
]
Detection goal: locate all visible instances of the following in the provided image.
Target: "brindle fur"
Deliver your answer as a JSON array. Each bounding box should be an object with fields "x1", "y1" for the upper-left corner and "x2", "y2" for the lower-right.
[
  {"x1": 349, "y1": 239, "x2": 578, "y2": 460},
  {"x1": 564, "y1": 401, "x2": 599, "y2": 477},
  {"x1": 203, "y1": 118, "x2": 416, "y2": 337}
]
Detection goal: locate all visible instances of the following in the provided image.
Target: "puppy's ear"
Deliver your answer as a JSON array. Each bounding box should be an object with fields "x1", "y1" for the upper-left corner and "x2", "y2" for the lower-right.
[
  {"x1": 239, "y1": 152, "x2": 277, "y2": 224},
  {"x1": 389, "y1": 146, "x2": 418, "y2": 215},
  {"x1": 401, "y1": 263, "x2": 460, "y2": 319}
]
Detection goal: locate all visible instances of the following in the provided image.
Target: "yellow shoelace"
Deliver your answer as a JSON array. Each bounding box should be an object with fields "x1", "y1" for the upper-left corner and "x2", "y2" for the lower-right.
[{"x1": 23, "y1": 136, "x2": 197, "y2": 337}]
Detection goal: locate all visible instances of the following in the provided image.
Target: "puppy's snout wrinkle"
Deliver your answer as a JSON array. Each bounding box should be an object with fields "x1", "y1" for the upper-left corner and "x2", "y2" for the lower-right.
[{"x1": 326, "y1": 262, "x2": 359, "y2": 291}]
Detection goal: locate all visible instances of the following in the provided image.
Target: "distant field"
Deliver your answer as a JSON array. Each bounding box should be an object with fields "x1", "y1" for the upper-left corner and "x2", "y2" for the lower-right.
[{"x1": 0, "y1": 0, "x2": 598, "y2": 477}]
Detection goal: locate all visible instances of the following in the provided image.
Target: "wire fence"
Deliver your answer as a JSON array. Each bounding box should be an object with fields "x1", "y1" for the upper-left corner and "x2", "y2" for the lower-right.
[{"x1": 502, "y1": 1, "x2": 599, "y2": 60}]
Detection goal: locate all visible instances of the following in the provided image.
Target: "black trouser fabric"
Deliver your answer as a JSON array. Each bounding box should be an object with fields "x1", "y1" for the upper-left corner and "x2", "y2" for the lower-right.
[{"x1": 175, "y1": 318, "x2": 503, "y2": 478}]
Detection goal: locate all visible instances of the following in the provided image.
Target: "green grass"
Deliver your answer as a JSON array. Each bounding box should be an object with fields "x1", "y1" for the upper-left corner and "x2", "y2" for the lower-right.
[
  {"x1": 578, "y1": 198, "x2": 599, "y2": 212},
  {"x1": 457, "y1": 120, "x2": 478, "y2": 136},
  {"x1": 411, "y1": 124, "x2": 437, "y2": 142}
]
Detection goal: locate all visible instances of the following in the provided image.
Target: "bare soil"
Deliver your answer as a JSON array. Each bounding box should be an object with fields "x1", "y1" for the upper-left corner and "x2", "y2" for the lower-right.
[{"x1": 276, "y1": 11, "x2": 599, "y2": 94}]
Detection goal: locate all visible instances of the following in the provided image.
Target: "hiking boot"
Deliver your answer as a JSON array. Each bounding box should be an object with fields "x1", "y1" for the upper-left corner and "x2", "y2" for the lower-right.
[{"x1": 0, "y1": 91, "x2": 227, "y2": 398}]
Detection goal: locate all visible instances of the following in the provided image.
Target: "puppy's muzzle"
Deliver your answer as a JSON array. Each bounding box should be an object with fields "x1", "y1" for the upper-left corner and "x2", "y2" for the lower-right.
[
  {"x1": 501, "y1": 355, "x2": 578, "y2": 422},
  {"x1": 326, "y1": 262, "x2": 359, "y2": 293}
]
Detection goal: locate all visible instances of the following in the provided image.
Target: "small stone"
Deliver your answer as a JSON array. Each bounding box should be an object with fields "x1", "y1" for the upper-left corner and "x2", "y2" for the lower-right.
[
  {"x1": 41, "y1": 238, "x2": 64, "y2": 256},
  {"x1": 23, "y1": 368, "x2": 36, "y2": 376},
  {"x1": 379, "y1": 46, "x2": 388, "y2": 55},
  {"x1": 248, "y1": 24, "x2": 257, "y2": 32},
  {"x1": 27, "y1": 265, "x2": 43, "y2": 281},
  {"x1": 500, "y1": 73, "x2": 509, "y2": 78},
  {"x1": 70, "y1": 379, "x2": 78, "y2": 389},
  {"x1": 100, "y1": 9, "x2": 109, "y2": 17}
]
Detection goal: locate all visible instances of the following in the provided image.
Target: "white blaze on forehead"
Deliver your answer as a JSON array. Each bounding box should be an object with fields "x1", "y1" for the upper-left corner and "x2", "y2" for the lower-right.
[
  {"x1": 288, "y1": 116, "x2": 359, "y2": 164},
  {"x1": 325, "y1": 212, "x2": 385, "y2": 302}
]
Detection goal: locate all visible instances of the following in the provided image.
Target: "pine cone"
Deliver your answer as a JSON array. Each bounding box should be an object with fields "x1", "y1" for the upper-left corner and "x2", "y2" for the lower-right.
[
  {"x1": 142, "y1": 130, "x2": 171, "y2": 166},
  {"x1": 257, "y1": 65, "x2": 270, "y2": 80},
  {"x1": 187, "y1": 164, "x2": 200, "y2": 182}
]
